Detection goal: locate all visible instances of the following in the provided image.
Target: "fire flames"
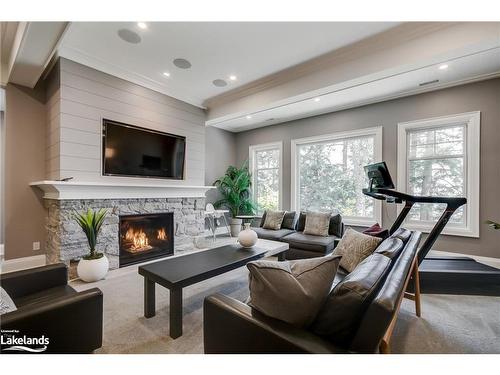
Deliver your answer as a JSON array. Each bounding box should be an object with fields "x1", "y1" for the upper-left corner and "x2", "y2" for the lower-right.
[
  {"x1": 124, "y1": 227, "x2": 168, "y2": 253},
  {"x1": 157, "y1": 228, "x2": 167, "y2": 240}
]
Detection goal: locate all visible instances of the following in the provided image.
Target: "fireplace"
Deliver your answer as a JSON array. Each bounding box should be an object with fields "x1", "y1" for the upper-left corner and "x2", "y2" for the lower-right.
[{"x1": 119, "y1": 212, "x2": 174, "y2": 267}]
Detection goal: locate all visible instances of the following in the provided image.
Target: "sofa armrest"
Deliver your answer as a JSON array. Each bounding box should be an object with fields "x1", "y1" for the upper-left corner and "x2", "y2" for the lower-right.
[
  {"x1": 1, "y1": 263, "x2": 68, "y2": 299},
  {"x1": 1, "y1": 288, "x2": 103, "y2": 353},
  {"x1": 203, "y1": 293, "x2": 346, "y2": 354}
]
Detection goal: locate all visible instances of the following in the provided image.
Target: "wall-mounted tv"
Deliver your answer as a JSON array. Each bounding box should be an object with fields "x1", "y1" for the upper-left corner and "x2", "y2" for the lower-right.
[{"x1": 102, "y1": 119, "x2": 186, "y2": 180}]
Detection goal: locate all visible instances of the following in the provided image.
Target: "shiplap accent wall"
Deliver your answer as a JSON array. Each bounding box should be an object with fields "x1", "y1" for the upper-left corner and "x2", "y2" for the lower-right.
[{"x1": 46, "y1": 58, "x2": 206, "y2": 185}]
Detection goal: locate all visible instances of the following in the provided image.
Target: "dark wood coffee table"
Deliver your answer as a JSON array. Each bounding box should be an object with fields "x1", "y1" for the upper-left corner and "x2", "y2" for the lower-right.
[{"x1": 138, "y1": 239, "x2": 288, "y2": 339}]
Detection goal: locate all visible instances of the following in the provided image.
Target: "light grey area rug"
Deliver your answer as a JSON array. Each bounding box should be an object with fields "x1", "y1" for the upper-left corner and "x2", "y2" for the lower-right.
[{"x1": 73, "y1": 261, "x2": 500, "y2": 354}]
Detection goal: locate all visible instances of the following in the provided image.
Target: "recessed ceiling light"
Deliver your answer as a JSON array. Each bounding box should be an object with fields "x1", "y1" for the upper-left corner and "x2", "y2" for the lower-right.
[
  {"x1": 212, "y1": 79, "x2": 227, "y2": 87},
  {"x1": 314, "y1": 97, "x2": 321, "y2": 102},
  {"x1": 439, "y1": 64, "x2": 449, "y2": 70},
  {"x1": 137, "y1": 22, "x2": 147, "y2": 29},
  {"x1": 163, "y1": 72, "x2": 170, "y2": 77},
  {"x1": 229, "y1": 75, "x2": 237, "y2": 81},
  {"x1": 246, "y1": 115, "x2": 252, "y2": 119}
]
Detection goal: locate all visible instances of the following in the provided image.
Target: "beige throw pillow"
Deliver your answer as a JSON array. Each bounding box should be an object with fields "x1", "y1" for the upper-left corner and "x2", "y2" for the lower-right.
[
  {"x1": 262, "y1": 210, "x2": 286, "y2": 230},
  {"x1": 303, "y1": 211, "x2": 331, "y2": 236},
  {"x1": 334, "y1": 228, "x2": 382, "y2": 272},
  {"x1": 247, "y1": 255, "x2": 341, "y2": 327}
]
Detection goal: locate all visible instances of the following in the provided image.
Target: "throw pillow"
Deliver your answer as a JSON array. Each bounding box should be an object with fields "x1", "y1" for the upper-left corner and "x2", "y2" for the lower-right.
[
  {"x1": 304, "y1": 212, "x2": 331, "y2": 236},
  {"x1": 262, "y1": 210, "x2": 286, "y2": 230},
  {"x1": 259, "y1": 211, "x2": 267, "y2": 227},
  {"x1": 247, "y1": 255, "x2": 341, "y2": 327},
  {"x1": 281, "y1": 211, "x2": 298, "y2": 230},
  {"x1": 334, "y1": 228, "x2": 382, "y2": 272},
  {"x1": 328, "y1": 213, "x2": 343, "y2": 237},
  {"x1": 362, "y1": 223, "x2": 388, "y2": 239},
  {"x1": 0, "y1": 287, "x2": 17, "y2": 315}
]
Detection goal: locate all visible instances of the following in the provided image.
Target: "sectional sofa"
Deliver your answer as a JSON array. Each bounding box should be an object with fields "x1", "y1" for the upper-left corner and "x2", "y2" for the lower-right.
[{"x1": 252, "y1": 211, "x2": 344, "y2": 259}]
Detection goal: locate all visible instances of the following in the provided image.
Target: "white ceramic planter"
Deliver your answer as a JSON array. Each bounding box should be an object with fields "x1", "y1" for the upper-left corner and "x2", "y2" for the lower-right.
[
  {"x1": 77, "y1": 254, "x2": 109, "y2": 282},
  {"x1": 238, "y1": 223, "x2": 258, "y2": 248},
  {"x1": 230, "y1": 218, "x2": 243, "y2": 237}
]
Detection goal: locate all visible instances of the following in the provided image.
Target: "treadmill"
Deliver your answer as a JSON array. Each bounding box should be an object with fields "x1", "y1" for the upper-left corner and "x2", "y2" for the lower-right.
[{"x1": 362, "y1": 162, "x2": 500, "y2": 296}]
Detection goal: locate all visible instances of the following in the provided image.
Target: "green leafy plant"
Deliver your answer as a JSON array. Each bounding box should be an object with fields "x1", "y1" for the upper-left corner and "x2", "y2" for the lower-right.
[
  {"x1": 213, "y1": 162, "x2": 256, "y2": 218},
  {"x1": 74, "y1": 208, "x2": 108, "y2": 260},
  {"x1": 486, "y1": 220, "x2": 500, "y2": 230}
]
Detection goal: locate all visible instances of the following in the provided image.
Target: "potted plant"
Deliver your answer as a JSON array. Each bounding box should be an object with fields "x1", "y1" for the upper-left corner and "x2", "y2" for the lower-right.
[
  {"x1": 486, "y1": 220, "x2": 500, "y2": 230},
  {"x1": 75, "y1": 208, "x2": 109, "y2": 282},
  {"x1": 213, "y1": 162, "x2": 256, "y2": 236}
]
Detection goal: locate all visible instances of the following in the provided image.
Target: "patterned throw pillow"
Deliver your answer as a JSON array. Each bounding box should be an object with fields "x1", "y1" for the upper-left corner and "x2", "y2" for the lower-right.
[
  {"x1": 334, "y1": 228, "x2": 382, "y2": 272},
  {"x1": 247, "y1": 255, "x2": 341, "y2": 327},
  {"x1": 0, "y1": 287, "x2": 17, "y2": 315},
  {"x1": 262, "y1": 210, "x2": 286, "y2": 230},
  {"x1": 303, "y1": 212, "x2": 331, "y2": 236}
]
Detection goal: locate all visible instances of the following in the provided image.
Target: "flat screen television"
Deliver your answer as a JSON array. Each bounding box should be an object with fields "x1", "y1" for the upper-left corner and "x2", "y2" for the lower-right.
[{"x1": 102, "y1": 119, "x2": 186, "y2": 180}]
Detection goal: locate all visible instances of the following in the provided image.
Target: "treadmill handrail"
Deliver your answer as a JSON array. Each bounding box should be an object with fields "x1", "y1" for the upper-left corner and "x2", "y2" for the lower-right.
[{"x1": 363, "y1": 188, "x2": 466, "y2": 208}]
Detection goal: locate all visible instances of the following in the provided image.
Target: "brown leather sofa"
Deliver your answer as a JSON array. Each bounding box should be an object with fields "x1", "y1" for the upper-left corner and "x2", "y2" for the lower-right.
[
  {"x1": 203, "y1": 228, "x2": 422, "y2": 354},
  {"x1": 0, "y1": 263, "x2": 103, "y2": 353},
  {"x1": 252, "y1": 211, "x2": 344, "y2": 259}
]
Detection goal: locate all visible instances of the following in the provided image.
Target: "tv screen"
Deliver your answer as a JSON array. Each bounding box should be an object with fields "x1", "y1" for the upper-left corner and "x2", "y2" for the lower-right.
[{"x1": 102, "y1": 119, "x2": 186, "y2": 179}]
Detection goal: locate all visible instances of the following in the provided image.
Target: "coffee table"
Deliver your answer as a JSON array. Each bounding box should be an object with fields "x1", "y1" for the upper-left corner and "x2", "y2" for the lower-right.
[{"x1": 138, "y1": 239, "x2": 288, "y2": 339}]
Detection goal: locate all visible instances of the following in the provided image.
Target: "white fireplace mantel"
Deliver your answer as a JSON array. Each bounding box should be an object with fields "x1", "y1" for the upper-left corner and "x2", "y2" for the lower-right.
[{"x1": 30, "y1": 180, "x2": 216, "y2": 200}]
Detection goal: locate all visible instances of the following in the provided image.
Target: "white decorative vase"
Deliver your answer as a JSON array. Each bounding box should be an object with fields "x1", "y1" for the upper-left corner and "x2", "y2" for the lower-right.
[
  {"x1": 77, "y1": 254, "x2": 109, "y2": 282},
  {"x1": 230, "y1": 218, "x2": 243, "y2": 237},
  {"x1": 238, "y1": 223, "x2": 258, "y2": 248}
]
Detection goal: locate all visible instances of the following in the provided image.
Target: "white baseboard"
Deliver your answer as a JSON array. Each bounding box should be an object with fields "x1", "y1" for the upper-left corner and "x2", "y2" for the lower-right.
[
  {"x1": 428, "y1": 250, "x2": 500, "y2": 270},
  {"x1": 0, "y1": 254, "x2": 46, "y2": 274}
]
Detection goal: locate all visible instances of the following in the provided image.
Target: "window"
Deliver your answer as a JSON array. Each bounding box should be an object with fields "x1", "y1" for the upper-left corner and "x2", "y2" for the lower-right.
[
  {"x1": 249, "y1": 142, "x2": 282, "y2": 214},
  {"x1": 291, "y1": 127, "x2": 382, "y2": 226},
  {"x1": 397, "y1": 112, "x2": 480, "y2": 237}
]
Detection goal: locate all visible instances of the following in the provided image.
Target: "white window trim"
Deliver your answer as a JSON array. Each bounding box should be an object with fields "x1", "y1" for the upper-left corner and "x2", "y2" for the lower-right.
[
  {"x1": 291, "y1": 126, "x2": 383, "y2": 227},
  {"x1": 397, "y1": 111, "x2": 480, "y2": 238},
  {"x1": 249, "y1": 141, "x2": 283, "y2": 211}
]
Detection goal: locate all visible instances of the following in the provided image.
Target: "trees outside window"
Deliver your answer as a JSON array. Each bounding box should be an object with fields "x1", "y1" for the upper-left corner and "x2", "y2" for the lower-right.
[
  {"x1": 249, "y1": 142, "x2": 282, "y2": 214},
  {"x1": 292, "y1": 127, "x2": 382, "y2": 226}
]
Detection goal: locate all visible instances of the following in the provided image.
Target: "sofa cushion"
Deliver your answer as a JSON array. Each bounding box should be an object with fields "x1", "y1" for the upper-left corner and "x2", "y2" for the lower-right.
[
  {"x1": 304, "y1": 212, "x2": 331, "y2": 236},
  {"x1": 328, "y1": 214, "x2": 343, "y2": 237},
  {"x1": 334, "y1": 229, "x2": 382, "y2": 272},
  {"x1": 311, "y1": 253, "x2": 391, "y2": 346},
  {"x1": 391, "y1": 227, "x2": 413, "y2": 244},
  {"x1": 296, "y1": 212, "x2": 307, "y2": 232},
  {"x1": 375, "y1": 237, "x2": 405, "y2": 259},
  {"x1": 262, "y1": 210, "x2": 286, "y2": 230},
  {"x1": 13, "y1": 285, "x2": 77, "y2": 308},
  {"x1": 282, "y1": 232, "x2": 338, "y2": 254},
  {"x1": 247, "y1": 255, "x2": 342, "y2": 327},
  {"x1": 281, "y1": 211, "x2": 298, "y2": 230},
  {"x1": 1, "y1": 286, "x2": 17, "y2": 314},
  {"x1": 252, "y1": 227, "x2": 295, "y2": 241}
]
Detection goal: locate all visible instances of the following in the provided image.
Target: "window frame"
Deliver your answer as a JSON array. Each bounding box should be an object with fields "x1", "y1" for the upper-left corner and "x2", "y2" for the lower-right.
[
  {"x1": 397, "y1": 111, "x2": 480, "y2": 238},
  {"x1": 291, "y1": 126, "x2": 383, "y2": 227},
  {"x1": 249, "y1": 141, "x2": 283, "y2": 213}
]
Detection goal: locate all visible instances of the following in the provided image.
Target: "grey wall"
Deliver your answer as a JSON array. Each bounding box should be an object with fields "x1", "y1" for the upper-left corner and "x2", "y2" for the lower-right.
[
  {"x1": 4, "y1": 83, "x2": 47, "y2": 260},
  {"x1": 234, "y1": 78, "x2": 500, "y2": 259},
  {"x1": 50, "y1": 58, "x2": 206, "y2": 185},
  {"x1": 205, "y1": 126, "x2": 237, "y2": 204}
]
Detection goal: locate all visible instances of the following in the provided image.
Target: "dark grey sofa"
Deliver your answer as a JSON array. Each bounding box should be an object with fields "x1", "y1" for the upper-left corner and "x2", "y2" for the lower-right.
[
  {"x1": 203, "y1": 228, "x2": 422, "y2": 354},
  {"x1": 253, "y1": 211, "x2": 344, "y2": 260}
]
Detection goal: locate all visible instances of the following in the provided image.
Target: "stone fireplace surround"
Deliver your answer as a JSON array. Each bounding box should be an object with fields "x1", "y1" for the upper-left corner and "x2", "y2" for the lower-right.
[{"x1": 45, "y1": 197, "x2": 206, "y2": 270}]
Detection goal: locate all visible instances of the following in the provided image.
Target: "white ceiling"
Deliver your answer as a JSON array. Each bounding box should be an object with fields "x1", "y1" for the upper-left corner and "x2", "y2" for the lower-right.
[
  {"x1": 58, "y1": 22, "x2": 399, "y2": 107},
  {"x1": 207, "y1": 47, "x2": 500, "y2": 132}
]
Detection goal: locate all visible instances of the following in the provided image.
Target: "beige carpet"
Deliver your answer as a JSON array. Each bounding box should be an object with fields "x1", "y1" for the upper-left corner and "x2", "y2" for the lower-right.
[{"x1": 72, "y1": 257, "x2": 500, "y2": 354}]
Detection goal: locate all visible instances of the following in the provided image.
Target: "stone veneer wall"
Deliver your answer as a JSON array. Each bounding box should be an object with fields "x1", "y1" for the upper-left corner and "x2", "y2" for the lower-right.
[{"x1": 45, "y1": 197, "x2": 206, "y2": 269}]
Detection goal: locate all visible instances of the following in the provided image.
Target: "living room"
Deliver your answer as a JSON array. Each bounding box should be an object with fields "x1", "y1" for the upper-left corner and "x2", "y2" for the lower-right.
[{"x1": 1, "y1": 1, "x2": 499, "y2": 373}]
